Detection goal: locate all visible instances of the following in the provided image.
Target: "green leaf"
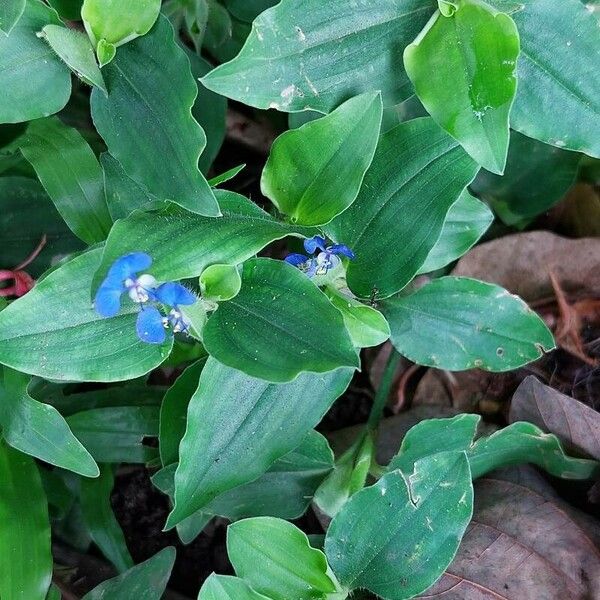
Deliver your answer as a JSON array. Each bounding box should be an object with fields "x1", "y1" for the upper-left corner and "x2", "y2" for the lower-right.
[
  {"x1": 382, "y1": 276, "x2": 555, "y2": 371},
  {"x1": 40, "y1": 25, "x2": 106, "y2": 93},
  {"x1": 0, "y1": 368, "x2": 99, "y2": 477},
  {"x1": 228, "y1": 517, "x2": 339, "y2": 599},
  {"x1": 166, "y1": 357, "x2": 351, "y2": 526},
  {"x1": 0, "y1": 0, "x2": 25, "y2": 34},
  {"x1": 20, "y1": 117, "x2": 112, "y2": 245},
  {"x1": 0, "y1": 249, "x2": 172, "y2": 381},
  {"x1": 90, "y1": 16, "x2": 220, "y2": 217},
  {"x1": 223, "y1": 0, "x2": 277, "y2": 23},
  {"x1": 388, "y1": 413, "x2": 479, "y2": 473},
  {"x1": 207, "y1": 164, "x2": 245, "y2": 187},
  {"x1": 67, "y1": 406, "x2": 159, "y2": 463},
  {"x1": 467, "y1": 421, "x2": 600, "y2": 480},
  {"x1": 0, "y1": 442, "x2": 52, "y2": 600},
  {"x1": 80, "y1": 465, "x2": 133, "y2": 572},
  {"x1": 159, "y1": 359, "x2": 205, "y2": 467},
  {"x1": 325, "y1": 287, "x2": 390, "y2": 348},
  {"x1": 81, "y1": 546, "x2": 176, "y2": 600},
  {"x1": 404, "y1": 1, "x2": 519, "y2": 173},
  {"x1": 81, "y1": 0, "x2": 160, "y2": 52},
  {"x1": 200, "y1": 264, "x2": 242, "y2": 302},
  {"x1": 201, "y1": 0, "x2": 435, "y2": 112},
  {"x1": 261, "y1": 92, "x2": 383, "y2": 225},
  {"x1": 0, "y1": 0, "x2": 71, "y2": 124},
  {"x1": 325, "y1": 117, "x2": 479, "y2": 299},
  {"x1": 510, "y1": 0, "x2": 600, "y2": 157},
  {"x1": 198, "y1": 575, "x2": 271, "y2": 600},
  {"x1": 418, "y1": 189, "x2": 493, "y2": 273},
  {"x1": 325, "y1": 452, "x2": 473, "y2": 600},
  {"x1": 470, "y1": 130, "x2": 581, "y2": 226},
  {"x1": 94, "y1": 190, "x2": 313, "y2": 289},
  {"x1": 96, "y1": 38, "x2": 115, "y2": 66},
  {"x1": 47, "y1": 0, "x2": 82, "y2": 20},
  {"x1": 0, "y1": 176, "x2": 83, "y2": 276},
  {"x1": 203, "y1": 258, "x2": 359, "y2": 381}
]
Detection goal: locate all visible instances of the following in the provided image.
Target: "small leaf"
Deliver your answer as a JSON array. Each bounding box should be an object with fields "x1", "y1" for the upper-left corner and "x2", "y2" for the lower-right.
[
  {"x1": 202, "y1": 0, "x2": 434, "y2": 112},
  {"x1": 81, "y1": 546, "x2": 175, "y2": 600},
  {"x1": 90, "y1": 16, "x2": 219, "y2": 217},
  {"x1": 228, "y1": 517, "x2": 339, "y2": 600},
  {"x1": 325, "y1": 451, "x2": 473, "y2": 600},
  {"x1": 325, "y1": 117, "x2": 479, "y2": 299},
  {"x1": 198, "y1": 574, "x2": 272, "y2": 600},
  {"x1": 166, "y1": 357, "x2": 351, "y2": 526},
  {"x1": 80, "y1": 465, "x2": 133, "y2": 572},
  {"x1": 40, "y1": 24, "x2": 106, "y2": 93},
  {"x1": 0, "y1": 0, "x2": 71, "y2": 123},
  {"x1": 382, "y1": 276, "x2": 555, "y2": 371},
  {"x1": 200, "y1": 264, "x2": 242, "y2": 302},
  {"x1": 207, "y1": 164, "x2": 246, "y2": 187},
  {"x1": 0, "y1": 367, "x2": 99, "y2": 477},
  {"x1": 0, "y1": 442, "x2": 52, "y2": 600},
  {"x1": 0, "y1": 0, "x2": 25, "y2": 34},
  {"x1": 261, "y1": 92, "x2": 383, "y2": 226},
  {"x1": 203, "y1": 258, "x2": 359, "y2": 381},
  {"x1": 20, "y1": 116, "x2": 112, "y2": 245},
  {"x1": 0, "y1": 249, "x2": 172, "y2": 381},
  {"x1": 404, "y1": 1, "x2": 520, "y2": 173},
  {"x1": 418, "y1": 190, "x2": 494, "y2": 274}
]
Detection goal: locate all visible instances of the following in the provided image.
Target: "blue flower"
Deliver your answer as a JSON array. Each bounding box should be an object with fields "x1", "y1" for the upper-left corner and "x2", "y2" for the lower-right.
[
  {"x1": 94, "y1": 252, "x2": 157, "y2": 317},
  {"x1": 284, "y1": 236, "x2": 355, "y2": 277}
]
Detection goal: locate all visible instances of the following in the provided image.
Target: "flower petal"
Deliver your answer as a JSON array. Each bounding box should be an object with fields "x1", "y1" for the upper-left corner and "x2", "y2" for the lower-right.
[
  {"x1": 154, "y1": 281, "x2": 197, "y2": 307},
  {"x1": 94, "y1": 278, "x2": 125, "y2": 317},
  {"x1": 106, "y1": 252, "x2": 153, "y2": 282},
  {"x1": 136, "y1": 306, "x2": 166, "y2": 344},
  {"x1": 303, "y1": 236, "x2": 327, "y2": 255},
  {"x1": 284, "y1": 253, "x2": 309, "y2": 267},
  {"x1": 330, "y1": 244, "x2": 355, "y2": 260}
]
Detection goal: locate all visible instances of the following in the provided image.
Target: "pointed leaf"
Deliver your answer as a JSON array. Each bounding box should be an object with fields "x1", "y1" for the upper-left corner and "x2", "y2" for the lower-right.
[
  {"x1": 90, "y1": 16, "x2": 219, "y2": 216},
  {"x1": 0, "y1": 368, "x2": 98, "y2": 477},
  {"x1": 0, "y1": 443, "x2": 52, "y2": 600},
  {"x1": 198, "y1": 575, "x2": 271, "y2": 600},
  {"x1": 202, "y1": 0, "x2": 434, "y2": 112},
  {"x1": 0, "y1": 249, "x2": 172, "y2": 381},
  {"x1": 261, "y1": 92, "x2": 383, "y2": 225},
  {"x1": 0, "y1": 0, "x2": 71, "y2": 123},
  {"x1": 382, "y1": 276, "x2": 555, "y2": 371},
  {"x1": 404, "y1": 1, "x2": 519, "y2": 173},
  {"x1": 166, "y1": 357, "x2": 351, "y2": 526},
  {"x1": 325, "y1": 117, "x2": 479, "y2": 299},
  {"x1": 203, "y1": 258, "x2": 359, "y2": 381}
]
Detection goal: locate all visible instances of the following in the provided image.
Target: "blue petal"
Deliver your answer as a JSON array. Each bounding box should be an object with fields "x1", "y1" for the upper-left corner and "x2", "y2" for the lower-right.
[
  {"x1": 330, "y1": 244, "x2": 355, "y2": 260},
  {"x1": 303, "y1": 236, "x2": 327, "y2": 255},
  {"x1": 154, "y1": 281, "x2": 196, "y2": 307},
  {"x1": 136, "y1": 306, "x2": 166, "y2": 344},
  {"x1": 94, "y1": 278, "x2": 125, "y2": 317},
  {"x1": 284, "y1": 253, "x2": 309, "y2": 267},
  {"x1": 105, "y1": 252, "x2": 152, "y2": 282}
]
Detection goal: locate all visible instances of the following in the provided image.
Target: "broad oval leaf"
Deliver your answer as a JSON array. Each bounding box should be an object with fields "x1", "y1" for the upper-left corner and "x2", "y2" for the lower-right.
[
  {"x1": 20, "y1": 116, "x2": 112, "y2": 245},
  {"x1": 325, "y1": 451, "x2": 474, "y2": 600},
  {"x1": 203, "y1": 258, "x2": 359, "y2": 381},
  {"x1": 418, "y1": 190, "x2": 493, "y2": 274},
  {"x1": 94, "y1": 190, "x2": 313, "y2": 289},
  {"x1": 261, "y1": 92, "x2": 383, "y2": 225},
  {"x1": 90, "y1": 16, "x2": 219, "y2": 217},
  {"x1": 510, "y1": 0, "x2": 600, "y2": 157},
  {"x1": 202, "y1": 0, "x2": 435, "y2": 112},
  {"x1": 81, "y1": 547, "x2": 175, "y2": 600},
  {"x1": 0, "y1": 0, "x2": 71, "y2": 124},
  {"x1": 404, "y1": 1, "x2": 519, "y2": 173},
  {"x1": 325, "y1": 117, "x2": 479, "y2": 299},
  {"x1": 382, "y1": 276, "x2": 555, "y2": 371},
  {"x1": 198, "y1": 574, "x2": 271, "y2": 600},
  {"x1": 0, "y1": 443, "x2": 52, "y2": 600},
  {"x1": 0, "y1": 249, "x2": 172, "y2": 381},
  {"x1": 166, "y1": 357, "x2": 351, "y2": 526},
  {"x1": 0, "y1": 368, "x2": 99, "y2": 477},
  {"x1": 228, "y1": 517, "x2": 338, "y2": 600}
]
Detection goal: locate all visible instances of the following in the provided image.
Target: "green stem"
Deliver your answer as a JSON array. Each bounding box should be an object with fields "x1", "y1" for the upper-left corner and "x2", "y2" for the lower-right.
[{"x1": 367, "y1": 347, "x2": 401, "y2": 431}]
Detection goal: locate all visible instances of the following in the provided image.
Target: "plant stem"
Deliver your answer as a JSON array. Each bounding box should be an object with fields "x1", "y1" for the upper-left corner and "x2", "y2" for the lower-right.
[{"x1": 367, "y1": 347, "x2": 401, "y2": 431}]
